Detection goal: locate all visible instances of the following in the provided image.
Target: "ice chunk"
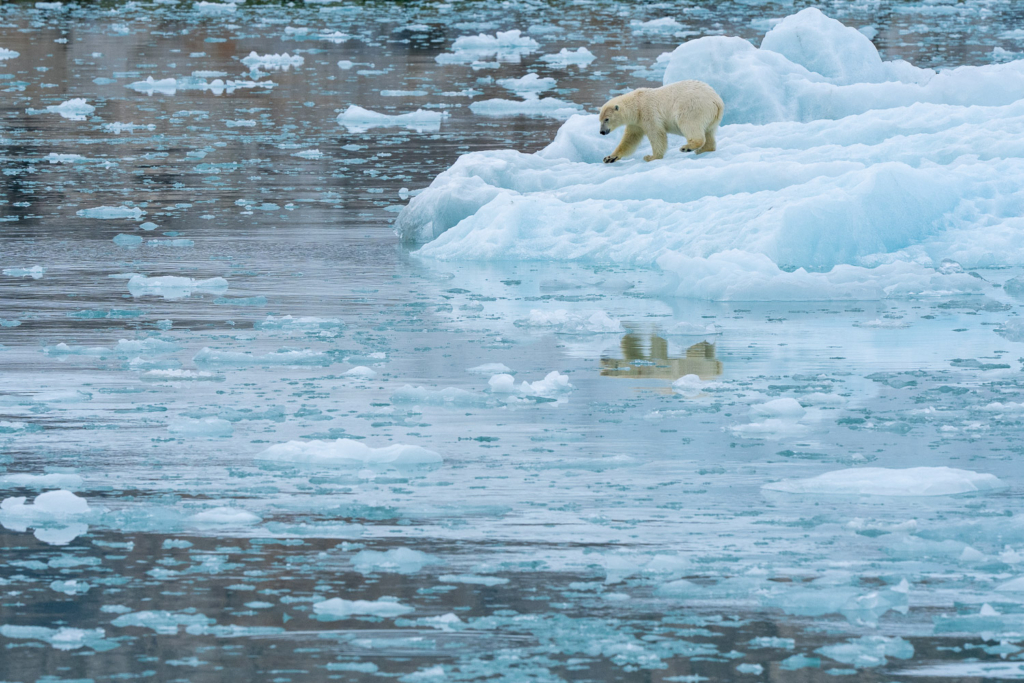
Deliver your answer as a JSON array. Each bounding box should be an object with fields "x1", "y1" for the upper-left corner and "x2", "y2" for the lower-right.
[
  {"x1": 257, "y1": 439, "x2": 442, "y2": 469},
  {"x1": 0, "y1": 625, "x2": 107, "y2": 651},
  {"x1": 127, "y1": 275, "x2": 227, "y2": 299},
  {"x1": 540, "y1": 47, "x2": 595, "y2": 67},
  {"x1": 496, "y1": 73, "x2": 556, "y2": 97},
  {"x1": 470, "y1": 97, "x2": 582, "y2": 120},
  {"x1": 519, "y1": 371, "x2": 573, "y2": 398},
  {"x1": 44, "y1": 152, "x2": 84, "y2": 163},
  {"x1": 671, "y1": 374, "x2": 708, "y2": 398},
  {"x1": 352, "y1": 548, "x2": 434, "y2": 574},
  {"x1": 469, "y1": 363, "x2": 512, "y2": 374},
  {"x1": 3, "y1": 266, "x2": 45, "y2": 279},
  {"x1": 103, "y1": 122, "x2": 156, "y2": 134},
  {"x1": 241, "y1": 51, "x2": 304, "y2": 71},
  {"x1": 77, "y1": 205, "x2": 145, "y2": 220},
  {"x1": 816, "y1": 636, "x2": 913, "y2": 668},
  {"x1": 391, "y1": 385, "x2": 493, "y2": 407},
  {"x1": 44, "y1": 98, "x2": 94, "y2": 121},
  {"x1": 515, "y1": 309, "x2": 622, "y2": 334},
  {"x1": 195, "y1": 1, "x2": 236, "y2": 12},
  {"x1": 337, "y1": 106, "x2": 445, "y2": 133},
  {"x1": 763, "y1": 467, "x2": 1006, "y2": 496},
  {"x1": 112, "y1": 611, "x2": 215, "y2": 634},
  {"x1": 0, "y1": 48, "x2": 19, "y2": 60},
  {"x1": 168, "y1": 417, "x2": 233, "y2": 438},
  {"x1": 127, "y1": 77, "x2": 178, "y2": 95},
  {"x1": 436, "y1": 30, "x2": 538, "y2": 65},
  {"x1": 0, "y1": 473, "x2": 83, "y2": 489},
  {"x1": 342, "y1": 366, "x2": 377, "y2": 379},
  {"x1": 631, "y1": 17, "x2": 683, "y2": 33},
  {"x1": 438, "y1": 574, "x2": 509, "y2": 586},
  {"x1": 663, "y1": 8, "x2": 1024, "y2": 125},
  {"x1": 189, "y1": 507, "x2": 261, "y2": 526},
  {"x1": 0, "y1": 490, "x2": 90, "y2": 545},
  {"x1": 113, "y1": 233, "x2": 143, "y2": 246},
  {"x1": 193, "y1": 347, "x2": 330, "y2": 367},
  {"x1": 313, "y1": 597, "x2": 414, "y2": 619},
  {"x1": 488, "y1": 374, "x2": 516, "y2": 393}
]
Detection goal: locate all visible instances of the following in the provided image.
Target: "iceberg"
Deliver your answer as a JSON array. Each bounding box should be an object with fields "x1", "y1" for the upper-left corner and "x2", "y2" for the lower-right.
[
  {"x1": 240, "y1": 51, "x2": 304, "y2": 71},
  {"x1": 398, "y1": 8, "x2": 1024, "y2": 301},
  {"x1": 43, "y1": 98, "x2": 94, "y2": 121}
]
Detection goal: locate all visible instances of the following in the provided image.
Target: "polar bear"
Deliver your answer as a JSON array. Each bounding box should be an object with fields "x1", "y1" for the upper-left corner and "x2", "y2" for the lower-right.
[{"x1": 599, "y1": 80, "x2": 724, "y2": 163}]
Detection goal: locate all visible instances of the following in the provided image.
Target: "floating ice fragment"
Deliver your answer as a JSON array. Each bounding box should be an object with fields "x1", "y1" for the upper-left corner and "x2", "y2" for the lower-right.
[
  {"x1": 257, "y1": 439, "x2": 442, "y2": 469},
  {"x1": 168, "y1": 417, "x2": 233, "y2": 438},
  {"x1": 77, "y1": 205, "x2": 145, "y2": 220},
  {"x1": 193, "y1": 347, "x2": 330, "y2": 367},
  {"x1": 127, "y1": 76, "x2": 177, "y2": 95},
  {"x1": 44, "y1": 152, "x2": 84, "y2": 163},
  {"x1": 671, "y1": 374, "x2": 707, "y2": 398},
  {"x1": 0, "y1": 490, "x2": 91, "y2": 545},
  {"x1": 113, "y1": 233, "x2": 143, "y2": 246},
  {"x1": 241, "y1": 51, "x2": 304, "y2": 71},
  {"x1": 127, "y1": 275, "x2": 227, "y2": 299},
  {"x1": 496, "y1": 73, "x2": 556, "y2": 96},
  {"x1": 631, "y1": 17, "x2": 683, "y2": 33},
  {"x1": 342, "y1": 366, "x2": 377, "y2": 379},
  {"x1": 0, "y1": 473, "x2": 83, "y2": 489},
  {"x1": 352, "y1": 548, "x2": 434, "y2": 574},
  {"x1": 0, "y1": 625, "x2": 107, "y2": 651},
  {"x1": 519, "y1": 371, "x2": 572, "y2": 398},
  {"x1": 293, "y1": 149, "x2": 322, "y2": 159},
  {"x1": 112, "y1": 611, "x2": 215, "y2": 634},
  {"x1": 488, "y1": 374, "x2": 516, "y2": 393},
  {"x1": 469, "y1": 363, "x2": 512, "y2": 374},
  {"x1": 313, "y1": 597, "x2": 414, "y2": 619},
  {"x1": 3, "y1": 266, "x2": 45, "y2": 279},
  {"x1": 763, "y1": 467, "x2": 1006, "y2": 496},
  {"x1": 44, "y1": 98, "x2": 95, "y2": 121},
  {"x1": 540, "y1": 47, "x2": 595, "y2": 67},
  {"x1": 189, "y1": 507, "x2": 261, "y2": 526},
  {"x1": 438, "y1": 574, "x2": 509, "y2": 586},
  {"x1": 0, "y1": 48, "x2": 19, "y2": 60},
  {"x1": 436, "y1": 30, "x2": 538, "y2": 65},
  {"x1": 103, "y1": 122, "x2": 155, "y2": 134},
  {"x1": 816, "y1": 636, "x2": 913, "y2": 669},
  {"x1": 337, "y1": 105, "x2": 445, "y2": 133},
  {"x1": 515, "y1": 309, "x2": 622, "y2": 334},
  {"x1": 470, "y1": 97, "x2": 582, "y2": 120},
  {"x1": 195, "y1": 1, "x2": 236, "y2": 13}
]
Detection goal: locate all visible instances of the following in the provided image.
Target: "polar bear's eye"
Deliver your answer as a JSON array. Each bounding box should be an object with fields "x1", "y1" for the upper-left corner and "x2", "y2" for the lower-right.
[{"x1": 614, "y1": 105, "x2": 619, "y2": 110}]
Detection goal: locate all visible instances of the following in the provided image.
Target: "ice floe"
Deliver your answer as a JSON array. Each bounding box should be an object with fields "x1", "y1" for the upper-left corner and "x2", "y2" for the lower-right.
[
  {"x1": 256, "y1": 439, "x2": 443, "y2": 469},
  {"x1": 399, "y1": 8, "x2": 1024, "y2": 300},
  {"x1": 763, "y1": 467, "x2": 1006, "y2": 496},
  {"x1": 337, "y1": 105, "x2": 445, "y2": 133}
]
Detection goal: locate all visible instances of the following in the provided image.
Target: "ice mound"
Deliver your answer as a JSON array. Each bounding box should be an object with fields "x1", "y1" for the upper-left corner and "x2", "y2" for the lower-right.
[
  {"x1": 763, "y1": 467, "x2": 1006, "y2": 496},
  {"x1": 240, "y1": 51, "x2": 304, "y2": 71},
  {"x1": 43, "y1": 98, "x2": 94, "y2": 121},
  {"x1": 664, "y1": 8, "x2": 1024, "y2": 126},
  {"x1": 127, "y1": 275, "x2": 227, "y2": 299},
  {"x1": 398, "y1": 9, "x2": 1024, "y2": 300},
  {"x1": 436, "y1": 30, "x2": 538, "y2": 65},
  {"x1": 256, "y1": 439, "x2": 443, "y2": 469},
  {"x1": 313, "y1": 597, "x2": 414, "y2": 619},
  {"x1": 337, "y1": 105, "x2": 445, "y2": 133}
]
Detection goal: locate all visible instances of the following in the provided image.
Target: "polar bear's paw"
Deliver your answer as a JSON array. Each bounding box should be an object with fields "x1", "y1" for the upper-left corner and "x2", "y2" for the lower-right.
[{"x1": 603, "y1": 155, "x2": 620, "y2": 164}]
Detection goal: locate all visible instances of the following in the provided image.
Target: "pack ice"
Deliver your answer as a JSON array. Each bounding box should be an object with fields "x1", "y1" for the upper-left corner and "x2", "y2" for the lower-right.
[{"x1": 398, "y1": 8, "x2": 1024, "y2": 300}]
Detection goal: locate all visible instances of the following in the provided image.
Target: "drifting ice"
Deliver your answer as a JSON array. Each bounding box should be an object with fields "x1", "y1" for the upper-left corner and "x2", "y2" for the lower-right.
[{"x1": 763, "y1": 467, "x2": 1006, "y2": 496}]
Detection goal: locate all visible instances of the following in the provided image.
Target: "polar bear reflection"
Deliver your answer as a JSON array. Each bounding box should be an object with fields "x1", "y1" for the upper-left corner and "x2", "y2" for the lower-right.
[{"x1": 600, "y1": 331, "x2": 722, "y2": 380}]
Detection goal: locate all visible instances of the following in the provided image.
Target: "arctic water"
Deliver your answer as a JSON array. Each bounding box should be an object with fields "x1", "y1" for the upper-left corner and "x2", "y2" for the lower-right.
[{"x1": 4, "y1": 0, "x2": 1024, "y2": 681}]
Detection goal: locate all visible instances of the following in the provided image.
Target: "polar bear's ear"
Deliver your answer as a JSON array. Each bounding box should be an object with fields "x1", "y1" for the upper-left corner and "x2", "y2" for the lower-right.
[{"x1": 614, "y1": 105, "x2": 619, "y2": 110}]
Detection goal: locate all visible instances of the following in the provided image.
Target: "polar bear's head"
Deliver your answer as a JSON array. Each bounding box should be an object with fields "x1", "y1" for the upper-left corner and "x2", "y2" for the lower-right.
[{"x1": 598, "y1": 97, "x2": 625, "y2": 135}]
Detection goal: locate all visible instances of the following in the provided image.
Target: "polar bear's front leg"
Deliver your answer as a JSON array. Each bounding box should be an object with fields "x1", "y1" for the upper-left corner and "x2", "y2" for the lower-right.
[
  {"x1": 604, "y1": 125, "x2": 644, "y2": 163},
  {"x1": 643, "y1": 128, "x2": 667, "y2": 162}
]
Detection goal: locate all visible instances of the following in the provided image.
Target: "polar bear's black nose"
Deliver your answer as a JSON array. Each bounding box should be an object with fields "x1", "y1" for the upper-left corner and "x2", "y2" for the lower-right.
[{"x1": 600, "y1": 130, "x2": 608, "y2": 135}]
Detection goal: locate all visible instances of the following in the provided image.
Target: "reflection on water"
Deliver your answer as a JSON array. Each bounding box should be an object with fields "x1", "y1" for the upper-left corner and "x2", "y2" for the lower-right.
[{"x1": 600, "y1": 329, "x2": 722, "y2": 380}]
